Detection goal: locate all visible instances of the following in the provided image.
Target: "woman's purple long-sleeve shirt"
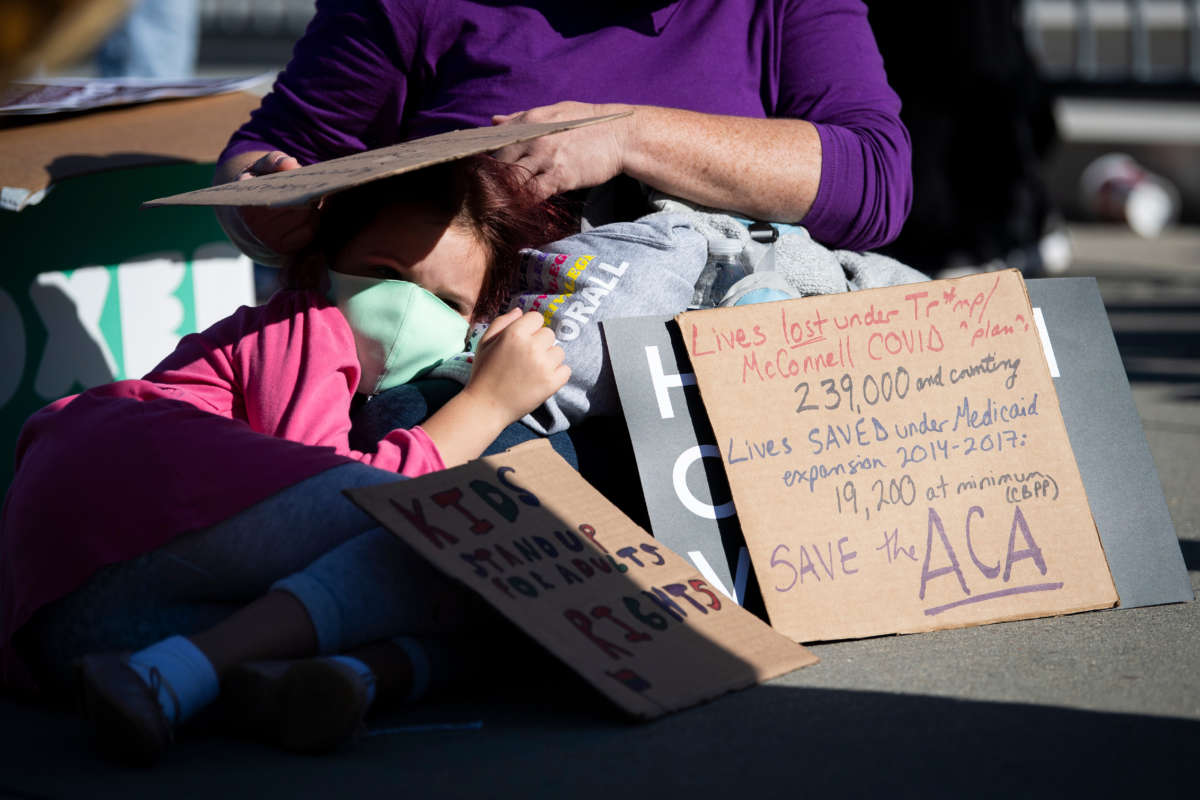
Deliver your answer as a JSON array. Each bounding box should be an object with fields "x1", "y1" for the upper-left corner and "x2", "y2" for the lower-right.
[{"x1": 224, "y1": 0, "x2": 911, "y2": 251}]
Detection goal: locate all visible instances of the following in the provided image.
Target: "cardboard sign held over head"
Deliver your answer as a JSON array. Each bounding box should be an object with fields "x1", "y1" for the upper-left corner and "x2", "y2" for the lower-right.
[
  {"x1": 142, "y1": 113, "x2": 631, "y2": 209},
  {"x1": 346, "y1": 439, "x2": 817, "y2": 719},
  {"x1": 676, "y1": 270, "x2": 1118, "y2": 643}
]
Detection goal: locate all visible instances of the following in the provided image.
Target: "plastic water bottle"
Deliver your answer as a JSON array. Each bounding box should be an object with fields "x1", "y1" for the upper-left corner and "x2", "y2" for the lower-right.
[{"x1": 704, "y1": 238, "x2": 747, "y2": 307}]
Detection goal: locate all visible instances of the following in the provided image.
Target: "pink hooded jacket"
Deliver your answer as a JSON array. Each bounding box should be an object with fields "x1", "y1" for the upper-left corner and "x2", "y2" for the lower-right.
[{"x1": 0, "y1": 290, "x2": 444, "y2": 686}]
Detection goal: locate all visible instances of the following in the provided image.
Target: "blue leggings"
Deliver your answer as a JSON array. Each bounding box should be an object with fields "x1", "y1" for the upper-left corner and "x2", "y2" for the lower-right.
[
  {"x1": 24, "y1": 381, "x2": 642, "y2": 690},
  {"x1": 26, "y1": 463, "x2": 466, "y2": 689}
]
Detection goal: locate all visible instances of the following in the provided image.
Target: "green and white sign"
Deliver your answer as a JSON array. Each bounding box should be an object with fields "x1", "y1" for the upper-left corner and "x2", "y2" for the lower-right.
[{"x1": 1, "y1": 163, "x2": 255, "y2": 493}]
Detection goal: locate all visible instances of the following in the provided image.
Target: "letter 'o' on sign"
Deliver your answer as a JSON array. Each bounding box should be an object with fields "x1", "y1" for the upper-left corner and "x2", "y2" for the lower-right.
[{"x1": 673, "y1": 445, "x2": 736, "y2": 520}]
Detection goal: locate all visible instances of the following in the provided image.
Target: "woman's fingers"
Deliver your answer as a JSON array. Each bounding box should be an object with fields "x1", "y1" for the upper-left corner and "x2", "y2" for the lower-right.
[
  {"x1": 244, "y1": 151, "x2": 302, "y2": 178},
  {"x1": 231, "y1": 150, "x2": 320, "y2": 254},
  {"x1": 489, "y1": 102, "x2": 631, "y2": 196},
  {"x1": 237, "y1": 151, "x2": 302, "y2": 183}
]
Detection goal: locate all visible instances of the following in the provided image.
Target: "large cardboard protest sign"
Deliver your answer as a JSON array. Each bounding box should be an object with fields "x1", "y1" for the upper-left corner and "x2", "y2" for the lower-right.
[
  {"x1": 676, "y1": 270, "x2": 1118, "y2": 642},
  {"x1": 346, "y1": 439, "x2": 816, "y2": 718},
  {"x1": 143, "y1": 113, "x2": 631, "y2": 208}
]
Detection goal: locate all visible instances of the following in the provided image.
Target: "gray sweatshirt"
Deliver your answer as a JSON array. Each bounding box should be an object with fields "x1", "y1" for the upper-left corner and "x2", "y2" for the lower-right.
[
  {"x1": 431, "y1": 202, "x2": 928, "y2": 435},
  {"x1": 431, "y1": 213, "x2": 709, "y2": 434}
]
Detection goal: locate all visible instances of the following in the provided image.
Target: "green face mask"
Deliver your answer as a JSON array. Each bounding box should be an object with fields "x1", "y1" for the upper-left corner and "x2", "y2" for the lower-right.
[{"x1": 327, "y1": 270, "x2": 470, "y2": 396}]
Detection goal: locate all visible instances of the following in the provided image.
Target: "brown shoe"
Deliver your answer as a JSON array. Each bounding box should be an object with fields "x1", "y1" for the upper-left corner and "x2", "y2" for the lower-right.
[
  {"x1": 77, "y1": 653, "x2": 175, "y2": 766},
  {"x1": 220, "y1": 658, "x2": 373, "y2": 754}
]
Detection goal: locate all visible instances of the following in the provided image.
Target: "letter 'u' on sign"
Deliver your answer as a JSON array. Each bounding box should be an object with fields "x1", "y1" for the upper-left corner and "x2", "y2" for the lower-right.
[{"x1": 677, "y1": 270, "x2": 1117, "y2": 643}]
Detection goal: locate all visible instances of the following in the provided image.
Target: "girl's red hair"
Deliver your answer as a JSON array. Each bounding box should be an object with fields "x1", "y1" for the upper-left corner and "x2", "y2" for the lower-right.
[{"x1": 285, "y1": 154, "x2": 575, "y2": 320}]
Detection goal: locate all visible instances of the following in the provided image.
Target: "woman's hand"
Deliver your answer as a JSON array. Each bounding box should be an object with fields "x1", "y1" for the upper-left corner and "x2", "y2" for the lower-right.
[
  {"x1": 213, "y1": 150, "x2": 321, "y2": 265},
  {"x1": 491, "y1": 101, "x2": 634, "y2": 200},
  {"x1": 236, "y1": 151, "x2": 321, "y2": 256},
  {"x1": 492, "y1": 103, "x2": 822, "y2": 225},
  {"x1": 420, "y1": 309, "x2": 569, "y2": 466}
]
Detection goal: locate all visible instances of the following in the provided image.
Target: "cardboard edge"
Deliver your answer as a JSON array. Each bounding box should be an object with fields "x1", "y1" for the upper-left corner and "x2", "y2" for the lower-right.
[
  {"x1": 900, "y1": 595, "x2": 1120, "y2": 637},
  {"x1": 338, "y1": 441, "x2": 672, "y2": 720},
  {"x1": 778, "y1": 595, "x2": 1119, "y2": 645},
  {"x1": 142, "y1": 112, "x2": 635, "y2": 209},
  {"x1": 477, "y1": 440, "x2": 820, "y2": 717}
]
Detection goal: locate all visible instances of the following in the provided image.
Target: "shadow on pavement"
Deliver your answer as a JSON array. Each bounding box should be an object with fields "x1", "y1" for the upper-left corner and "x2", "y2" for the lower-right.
[
  {"x1": 1177, "y1": 540, "x2": 1200, "y2": 572},
  {"x1": 2, "y1": 679, "x2": 1196, "y2": 798}
]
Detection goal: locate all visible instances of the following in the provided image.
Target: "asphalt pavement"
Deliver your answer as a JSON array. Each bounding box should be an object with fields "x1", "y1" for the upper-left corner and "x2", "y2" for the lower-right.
[{"x1": 0, "y1": 223, "x2": 1197, "y2": 798}]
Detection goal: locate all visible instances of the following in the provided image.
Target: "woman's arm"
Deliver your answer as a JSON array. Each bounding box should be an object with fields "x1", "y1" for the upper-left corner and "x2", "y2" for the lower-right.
[
  {"x1": 214, "y1": 0, "x2": 910, "y2": 257},
  {"x1": 492, "y1": 0, "x2": 911, "y2": 251},
  {"x1": 492, "y1": 104, "x2": 822, "y2": 225},
  {"x1": 212, "y1": 0, "x2": 420, "y2": 262}
]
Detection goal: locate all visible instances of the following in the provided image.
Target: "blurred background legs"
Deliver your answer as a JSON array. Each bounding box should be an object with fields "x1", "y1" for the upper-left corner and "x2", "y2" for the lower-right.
[
  {"x1": 95, "y1": 0, "x2": 198, "y2": 79},
  {"x1": 865, "y1": 0, "x2": 1064, "y2": 278},
  {"x1": 865, "y1": 0, "x2": 1199, "y2": 278}
]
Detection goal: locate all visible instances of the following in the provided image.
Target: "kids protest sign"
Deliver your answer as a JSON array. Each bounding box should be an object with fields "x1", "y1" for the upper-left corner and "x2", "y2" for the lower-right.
[
  {"x1": 676, "y1": 270, "x2": 1118, "y2": 643},
  {"x1": 346, "y1": 439, "x2": 816, "y2": 719},
  {"x1": 143, "y1": 113, "x2": 631, "y2": 208}
]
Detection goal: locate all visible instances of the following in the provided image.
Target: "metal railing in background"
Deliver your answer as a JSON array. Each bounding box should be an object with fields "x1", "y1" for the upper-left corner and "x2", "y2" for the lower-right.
[
  {"x1": 198, "y1": 0, "x2": 314, "y2": 36},
  {"x1": 193, "y1": 0, "x2": 1200, "y2": 97},
  {"x1": 1024, "y1": 0, "x2": 1200, "y2": 94},
  {"x1": 195, "y1": 0, "x2": 314, "y2": 67}
]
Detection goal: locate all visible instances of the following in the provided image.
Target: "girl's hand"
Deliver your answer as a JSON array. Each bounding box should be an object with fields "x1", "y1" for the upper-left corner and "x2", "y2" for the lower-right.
[
  {"x1": 420, "y1": 309, "x2": 569, "y2": 467},
  {"x1": 491, "y1": 101, "x2": 634, "y2": 200},
  {"x1": 465, "y1": 308, "x2": 570, "y2": 424}
]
